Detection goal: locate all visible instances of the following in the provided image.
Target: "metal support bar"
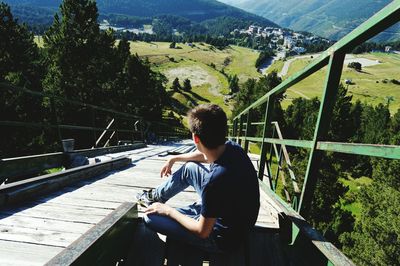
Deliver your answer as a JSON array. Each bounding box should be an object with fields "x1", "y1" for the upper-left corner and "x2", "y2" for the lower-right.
[
  {"x1": 258, "y1": 97, "x2": 274, "y2": 187},
  {"x1": 93, "y1": 118, "x2": 115, "y2": 148},
  {"x1": 238, "y1": 115, "x2": 244, "y2": 146},
  {"x1": 243, "y1": 109, "x2": 252, "y2": 153},
  {"x1": 299, "y1": 51, "x2": 346, "y2": 215}
]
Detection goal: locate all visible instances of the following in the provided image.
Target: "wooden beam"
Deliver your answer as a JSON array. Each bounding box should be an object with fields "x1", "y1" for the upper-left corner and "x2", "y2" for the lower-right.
[
  {"x1": 45, "y1": 202, "x2": 139, "y2": 266},
  {"x1": 0, "y1": 157, "x2": 132, "y2": 208},
  {"x1": 0, "y1": 143, "x2": 146, "y2": 184},
  {"x1": 0, "y1": 153, "x2": 64, "y2": 184}
]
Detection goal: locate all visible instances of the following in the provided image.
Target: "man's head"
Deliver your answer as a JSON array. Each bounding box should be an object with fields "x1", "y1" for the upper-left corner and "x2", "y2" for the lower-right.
[{"x1": 188, "y1": 104, "x2": 227, "y2": 150}]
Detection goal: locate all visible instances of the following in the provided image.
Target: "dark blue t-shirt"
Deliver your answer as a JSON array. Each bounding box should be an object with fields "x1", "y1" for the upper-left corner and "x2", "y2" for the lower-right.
[{"x1": 201, "y1": 140, "x2": 260, "y2": 250}]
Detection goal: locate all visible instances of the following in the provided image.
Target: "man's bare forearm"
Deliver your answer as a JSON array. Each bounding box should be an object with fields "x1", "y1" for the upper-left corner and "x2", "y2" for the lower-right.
[{"x1": 169, "y1": 150, "x2": 207, "y2": 163}]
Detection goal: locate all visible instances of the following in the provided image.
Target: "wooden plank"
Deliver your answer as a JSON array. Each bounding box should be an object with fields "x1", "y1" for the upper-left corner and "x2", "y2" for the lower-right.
[
  {"x1": 0, "y1": 143, "x2": 147, "y2": 186},
  {"x1": 0, "y1": 240, "x2": 63, "y2": 266},
  {"x1": 71, "y1": 142, "x2": 146, "y2": 158},
  {"x1": 0, "y1": 153, "x2": 64, "y2": 184},
  {"x1": 0, "y1": 225, "x2": 80, "y2": 247},
  {"x1": 46, "y1": 202, "x2": 138, "y2": 266},
  {"x1": 0, "y1": 157, "x2": 132, "y2": 208},
  {"x1": 0, "y1": 206, "x2": 107, "y2": 224},
  {"x1": 0, "y1": 215, "x2": 92, "y2": 234},
  {"x1": 34, "y1": 193, "x2": 121, "y2": 209}
]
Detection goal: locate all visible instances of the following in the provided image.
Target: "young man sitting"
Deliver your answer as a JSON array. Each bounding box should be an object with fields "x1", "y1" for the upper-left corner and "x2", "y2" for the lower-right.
[{"x1": 137, "y1": 103, "x2": 260, "y2": 253}]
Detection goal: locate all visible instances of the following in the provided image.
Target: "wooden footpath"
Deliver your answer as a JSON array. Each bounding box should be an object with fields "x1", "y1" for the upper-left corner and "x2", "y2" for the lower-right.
[{"x1": 0, "y1": 142, "x2": 280, "y2": 265}]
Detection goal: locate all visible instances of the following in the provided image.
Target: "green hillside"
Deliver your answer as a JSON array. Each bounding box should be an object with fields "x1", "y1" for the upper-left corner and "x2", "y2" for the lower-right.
[
  {"x1": 267, "y1": 52, "x2": 400, "y2": 113},
  {"x1": 218, "y1": 0, "x2": 398, "y2": 41},
  {"x1": 129, "y1": 41, "x2": 262, "y2": 118},
  {"x1": 4, "y1": 0, "x2": 277, "y2": 28}
]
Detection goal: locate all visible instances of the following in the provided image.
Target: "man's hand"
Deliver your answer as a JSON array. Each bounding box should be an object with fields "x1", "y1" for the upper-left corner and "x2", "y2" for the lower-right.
[
  {"x1": 145, "y1": 202, "x2": 173, "y2": 216},
  {"x1": 160, "y1": 158, "x2": 174, "y2": 177}
]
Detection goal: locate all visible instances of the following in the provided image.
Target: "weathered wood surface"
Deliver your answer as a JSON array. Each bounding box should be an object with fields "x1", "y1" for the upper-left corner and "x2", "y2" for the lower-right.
[
  {"x1": 0, "y1": 142, "x2": 280, "y2": 265},
  {"x1": 0, "y1": 142, "x2": 146, "y2": 185},
  {"x1": 47, "y1": 202, "x2": 138, "y2": 266}
]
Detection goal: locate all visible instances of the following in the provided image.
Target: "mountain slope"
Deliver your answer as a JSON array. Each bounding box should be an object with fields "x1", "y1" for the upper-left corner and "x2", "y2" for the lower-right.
[
  {"x1": 4, "y1": 0, "x2": 277, "y2": 26},
  {"x1": 218, "y1": 0, "x2": 398, "y2": 41}
]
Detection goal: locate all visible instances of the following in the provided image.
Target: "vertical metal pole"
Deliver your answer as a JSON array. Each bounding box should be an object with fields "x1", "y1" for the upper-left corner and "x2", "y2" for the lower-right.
[
  {"x1": 233, "y1": 119, "x2": 238, "y2": 142},
  {"x1": 298, "y1": 51, "x2": 346, "y2": 215},
  {"x1": 238, "y1": 115, "x2": 244, "y2": 146},
  {"x1": 131, "y1": 121, "x2": 135, "y2": 144},
  {"x1": 91, "y1": 107, "x2": 97, "y2": 148},
  {"x1": 243, "y1": 109, "x2": 252, "y2": 153},
  {"x1": 258, "y1": 97, "x2": 274, "y2": 187}
]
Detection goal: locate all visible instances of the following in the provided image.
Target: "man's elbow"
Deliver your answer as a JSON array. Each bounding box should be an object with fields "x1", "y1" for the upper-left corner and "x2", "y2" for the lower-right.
[{"x1": 198, "y1": 230, "x2": 211, "y2": 239}]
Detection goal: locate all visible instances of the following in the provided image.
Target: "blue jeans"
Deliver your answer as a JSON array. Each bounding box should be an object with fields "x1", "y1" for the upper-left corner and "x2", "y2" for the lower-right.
[{"x1": 143, "y1": 162, "x2": 220, "y2": 253}]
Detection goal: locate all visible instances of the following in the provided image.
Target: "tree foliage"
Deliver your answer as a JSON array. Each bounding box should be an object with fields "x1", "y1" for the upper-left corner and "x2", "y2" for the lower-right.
[
  {"x1": 182, "y1": 78, "x2": 192, "y2": 92},
  {"x1": 1, "y1": 0, "x2": 171, "y2": 155}
]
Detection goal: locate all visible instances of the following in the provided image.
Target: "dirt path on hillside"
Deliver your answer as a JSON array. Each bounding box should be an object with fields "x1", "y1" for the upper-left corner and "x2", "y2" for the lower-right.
[{"x1": 163, "y1": 65, "x2": 222, "y2": 97}]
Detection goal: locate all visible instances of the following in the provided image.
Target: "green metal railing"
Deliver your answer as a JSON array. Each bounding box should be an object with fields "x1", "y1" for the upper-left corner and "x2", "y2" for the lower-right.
[
  {"x1": 229, "y1": 1, "x2": 400, "y2": 217},
  {"x1": 0, "y1": 82, "x2": 188, "y2": 154}
]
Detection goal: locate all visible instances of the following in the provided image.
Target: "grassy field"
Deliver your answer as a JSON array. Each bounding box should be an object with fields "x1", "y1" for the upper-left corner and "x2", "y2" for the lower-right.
[
  {"x1": 129, "y1": 41, "x2": 262, "y2": 119},
  {"x1": 268, "y1": 53, "x2": 400, "y2": 113}
]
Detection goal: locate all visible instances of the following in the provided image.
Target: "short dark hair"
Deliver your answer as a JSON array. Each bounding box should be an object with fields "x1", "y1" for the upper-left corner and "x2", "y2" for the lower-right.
[{"x1": 188, "y1": 104, "x2": 227, "y2": 149}]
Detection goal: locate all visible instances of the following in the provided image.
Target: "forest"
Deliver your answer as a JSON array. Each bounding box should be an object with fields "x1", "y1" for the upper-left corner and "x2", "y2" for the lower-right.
[{"x1": 0, "y1": 1, "x2": 177, "y2": 156}]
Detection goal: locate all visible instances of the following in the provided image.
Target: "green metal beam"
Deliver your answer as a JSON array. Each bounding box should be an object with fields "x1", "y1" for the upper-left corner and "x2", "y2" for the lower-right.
[
  {"x1": 235, "y1": 136, "x2": 313, "y2": 149},
  {"x1": 317, "y1": 142, "x2": 400, "y2": 160},
  {"x1": 299, "y1": 51, "x2": 346, "y2": 215}
]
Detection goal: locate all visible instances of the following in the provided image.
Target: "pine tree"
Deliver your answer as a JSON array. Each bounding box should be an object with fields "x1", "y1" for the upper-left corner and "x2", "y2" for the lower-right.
[
  {"x1": 43, "y1": 0, "x2": 115, "y2": 106},
  {"x1": 182, "y1": 78, "x2": 192, "y2": 91},
  {"x1": 228, "y1": 74, "x2": 239, "y2": 94},
  {"x1": 171, "y1": 77, "x2": 181, "y2": 91},
  {"x1": 0, "y1": 3, "x2": 47, "y2": 157}
]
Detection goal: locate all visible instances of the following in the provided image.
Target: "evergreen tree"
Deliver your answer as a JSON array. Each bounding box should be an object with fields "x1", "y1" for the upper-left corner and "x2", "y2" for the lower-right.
[
  {"x1": 0, "y1": 2, "x2": 42, "y2": 88},
  {"x1": 0, "y1": 2, "x2": 47, "y2": 157},
  {"x1": 171, "y1": 77, "x2": 181, "y2": 91},
  {"x1": 341, "y1": 159, "x2": 400, "y2": 266},
  {"x1": 182, "y1": 78, "x2": 192, "y2": 92},
  {"x1": 228, "y1": 74, "x2": 239, "y2": 94},
  {"x1": 43, "y1": 0, "x2": 116, "y2": 107}
]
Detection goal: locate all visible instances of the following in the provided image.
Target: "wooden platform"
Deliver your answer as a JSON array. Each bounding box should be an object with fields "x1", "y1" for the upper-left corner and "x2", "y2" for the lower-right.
[{"x1": 0, "y1": 142, "x2": 280, "y2": 265}]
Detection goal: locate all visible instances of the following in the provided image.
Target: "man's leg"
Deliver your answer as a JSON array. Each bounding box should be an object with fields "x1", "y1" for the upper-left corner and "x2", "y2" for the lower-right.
[
  {"x1": 143, "y1": 202, "x2": 220, "y2": 253},
  {"x1": 153, "y1": 161, "x2": 210, "y2": 203}
]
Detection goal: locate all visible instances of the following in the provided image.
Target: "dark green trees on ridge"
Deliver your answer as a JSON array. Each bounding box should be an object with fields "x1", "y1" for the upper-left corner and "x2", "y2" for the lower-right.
[{"x1": 0, "y1": 0, "x2": 170, "y2": 155}]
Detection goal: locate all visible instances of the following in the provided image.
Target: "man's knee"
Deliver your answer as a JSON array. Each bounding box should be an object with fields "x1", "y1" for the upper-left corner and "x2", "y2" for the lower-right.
[{"x1": 184, "y1": 161, "x2": 202, "y2": 171}]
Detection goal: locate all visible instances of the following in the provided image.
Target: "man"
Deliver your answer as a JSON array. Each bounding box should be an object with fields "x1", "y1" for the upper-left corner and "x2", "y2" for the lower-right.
[{"x1": 137, "y1": 104, "x2": 260, "y2": 252}]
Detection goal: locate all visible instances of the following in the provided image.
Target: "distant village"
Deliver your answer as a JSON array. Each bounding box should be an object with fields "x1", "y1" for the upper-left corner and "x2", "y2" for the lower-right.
[
  {"x1": 234, "y1": 25, "x2": 331, "y2": 57},
  {"x1": 99, "y1": 19, "x2": 332, "y2": 58}
]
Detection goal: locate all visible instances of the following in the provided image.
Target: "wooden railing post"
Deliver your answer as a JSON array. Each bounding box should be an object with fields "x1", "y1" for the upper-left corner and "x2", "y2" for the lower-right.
[{"x1": 298, "y1": 51, "x2": 346, "y2": 215}]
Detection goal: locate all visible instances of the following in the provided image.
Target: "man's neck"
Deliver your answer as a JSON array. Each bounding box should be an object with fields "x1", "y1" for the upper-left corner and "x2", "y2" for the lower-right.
[{"x1": 204, "y1": 144, "x2": 226, "y2": 163}]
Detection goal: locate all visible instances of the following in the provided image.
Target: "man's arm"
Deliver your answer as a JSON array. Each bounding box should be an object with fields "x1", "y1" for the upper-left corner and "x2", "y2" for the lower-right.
[
  {"x1": 145, "y1": 203, "x2": 216, "y2": 239},
  {"x1": 160, "y1": 150, "x2": 207, "y2": 177}
]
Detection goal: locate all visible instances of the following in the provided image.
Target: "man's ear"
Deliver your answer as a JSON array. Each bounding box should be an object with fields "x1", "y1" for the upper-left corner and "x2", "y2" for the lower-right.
[{"x1": 193, "y1": 134, "x2": 200, "y2": 144}]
